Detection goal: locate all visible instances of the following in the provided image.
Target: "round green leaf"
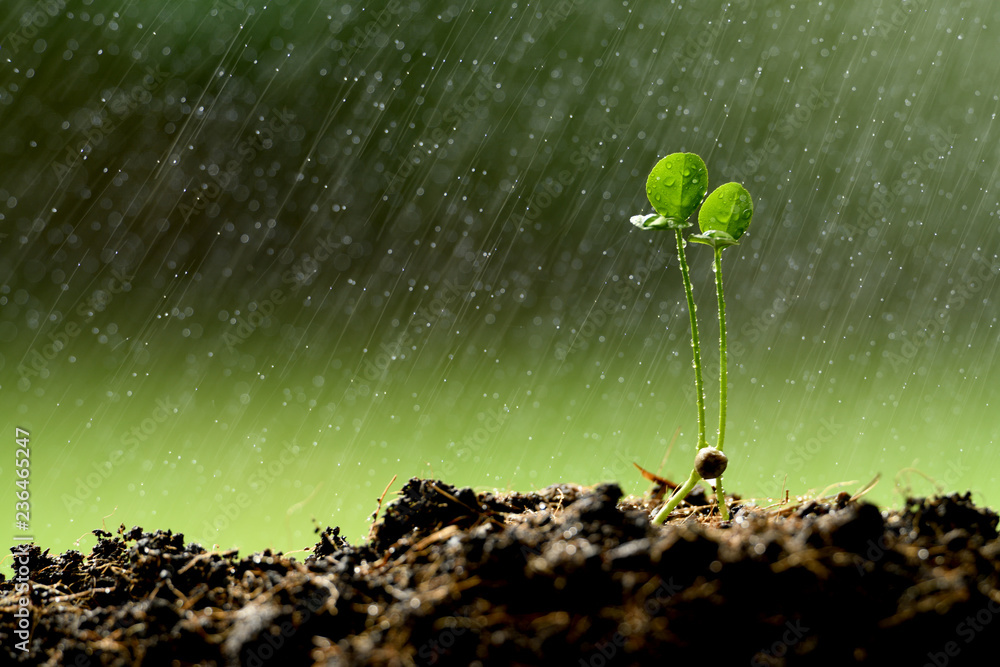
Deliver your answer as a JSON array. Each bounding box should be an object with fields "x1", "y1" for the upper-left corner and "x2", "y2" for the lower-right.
[
  {"x1": 697, "y1": 182, "x2": 753, "y2": 242},
  {"x1": 645, "y1": 153, "x2": 708, "y2": 227}
]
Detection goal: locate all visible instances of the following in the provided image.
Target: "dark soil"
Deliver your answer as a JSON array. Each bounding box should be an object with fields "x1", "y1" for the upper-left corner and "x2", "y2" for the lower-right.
[{"x1": 3, "y1": 479, "x2": 1000, "y2": 665}]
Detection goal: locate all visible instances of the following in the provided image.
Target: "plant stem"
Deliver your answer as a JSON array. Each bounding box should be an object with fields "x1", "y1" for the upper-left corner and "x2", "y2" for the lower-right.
[
  {"x1": 713, "y1": 248, "x2": 731, "y2": 521},
  {"x1": 675, "y1": 228, "x2": 707, "y2": 450},
  {"x1": 652, "y1": 469, "x2": 701, "y2": 525},
  {"x1": 713, "y1": 247, "x2": 728, "y2": 452},
  {"x1": 651, "y1": 231, "x2": 707, "y2": 526},
  {"x1": 714, "y1": 475, "x2": 731, "y2": 520}
]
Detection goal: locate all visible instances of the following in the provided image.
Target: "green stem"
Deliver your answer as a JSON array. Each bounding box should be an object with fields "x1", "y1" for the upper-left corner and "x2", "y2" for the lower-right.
[
  {"x1": 714, "y1": 247, "x2": 728, "y2": 452},
  {"x1": 652, "y1": 469, "x2": 701, "y2": 525},
  {"x1": 675, "y1": 228, "x2": 707, "y2": 450},
  {"x1": 652, "y1": 230, "x2": 707, "y2": 526},
  {"x1": 715, "y1": 475, "x2": 731, "y2": 520},
  {"x1": 713, "y1": 248, "x2": 731, "y2": 521}
]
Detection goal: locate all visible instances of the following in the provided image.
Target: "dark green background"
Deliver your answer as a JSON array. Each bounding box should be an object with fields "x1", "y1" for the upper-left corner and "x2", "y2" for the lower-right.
[{"x1": 2, "y1": 0, "x2": 997, "y2": 557}]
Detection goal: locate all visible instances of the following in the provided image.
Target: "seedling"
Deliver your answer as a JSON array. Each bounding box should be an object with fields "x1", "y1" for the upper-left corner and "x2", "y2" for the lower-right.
[{"x1": 630, "y1": 153, "x2": 754, "y2": 523}]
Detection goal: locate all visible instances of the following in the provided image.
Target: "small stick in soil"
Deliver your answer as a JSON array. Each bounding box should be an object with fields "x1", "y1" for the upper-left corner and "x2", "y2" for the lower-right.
[
  {"x1": 429, "y1": 483, "x2": 506, "y2": 528},
  {"x1": 817, "y1": 480, "x2": 857, "y2": 499},
  {"x1": 849, "y1": 473, "x2": 881, "y2": 502},
  {"x1": 895, "y1": 467, "x2": 941, "y2": 497},
  {"x1": 411, "y1": 524, "x2": 461, "y2": 552},
  {"x1": 633, "y1": 462, "x2": 679, "y2": 489},
  {"x1": 656, "y1": 426, "x2": 682, "y2": 477},
  {"x1": 371, "y1": 474, "x2": 399, "y2": 523},
  {"x1": 73, "y1": 506, "x2": 120, "y2": 547},
  {"x1": 287, "y1": 482, "x2": 325, "y2": 547}
]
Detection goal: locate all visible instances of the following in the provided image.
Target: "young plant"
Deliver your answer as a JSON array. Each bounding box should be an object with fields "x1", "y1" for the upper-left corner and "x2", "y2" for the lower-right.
[
  {"x1": 686, "y1": 181, "x2": 754, "y2": 520},
  {"x1": 630, "y1": 153, "x2": 754, "y2": 523},
  {"x1": 631, "y1": 153, "x2": 710, "y2": 453}
]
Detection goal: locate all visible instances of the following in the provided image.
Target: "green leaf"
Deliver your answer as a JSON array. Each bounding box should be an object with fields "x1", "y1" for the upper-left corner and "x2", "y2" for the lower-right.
[
  {"x1": 696, "y1": 182, "x2": 753, "y2": 245},
  {"x1": 644, "y1": 153, "x2": 708, "y2": 228},
  {"x1": 688, "y1": 229, "x2": 740, "y2": 248},
  {"x1": 630, "y1": 213, "x2": 669, "y2": 230}
]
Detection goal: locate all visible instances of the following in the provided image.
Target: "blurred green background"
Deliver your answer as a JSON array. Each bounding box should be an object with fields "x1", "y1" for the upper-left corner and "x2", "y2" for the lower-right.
[{"x1": 2, "y1": 0, "x2": 998, "y2": 562}]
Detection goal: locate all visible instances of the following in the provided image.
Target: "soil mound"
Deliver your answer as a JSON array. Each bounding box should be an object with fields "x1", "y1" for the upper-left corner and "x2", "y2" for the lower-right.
[{"x1": 3, "y1": 479, "x2": 999, "y2": 665}]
